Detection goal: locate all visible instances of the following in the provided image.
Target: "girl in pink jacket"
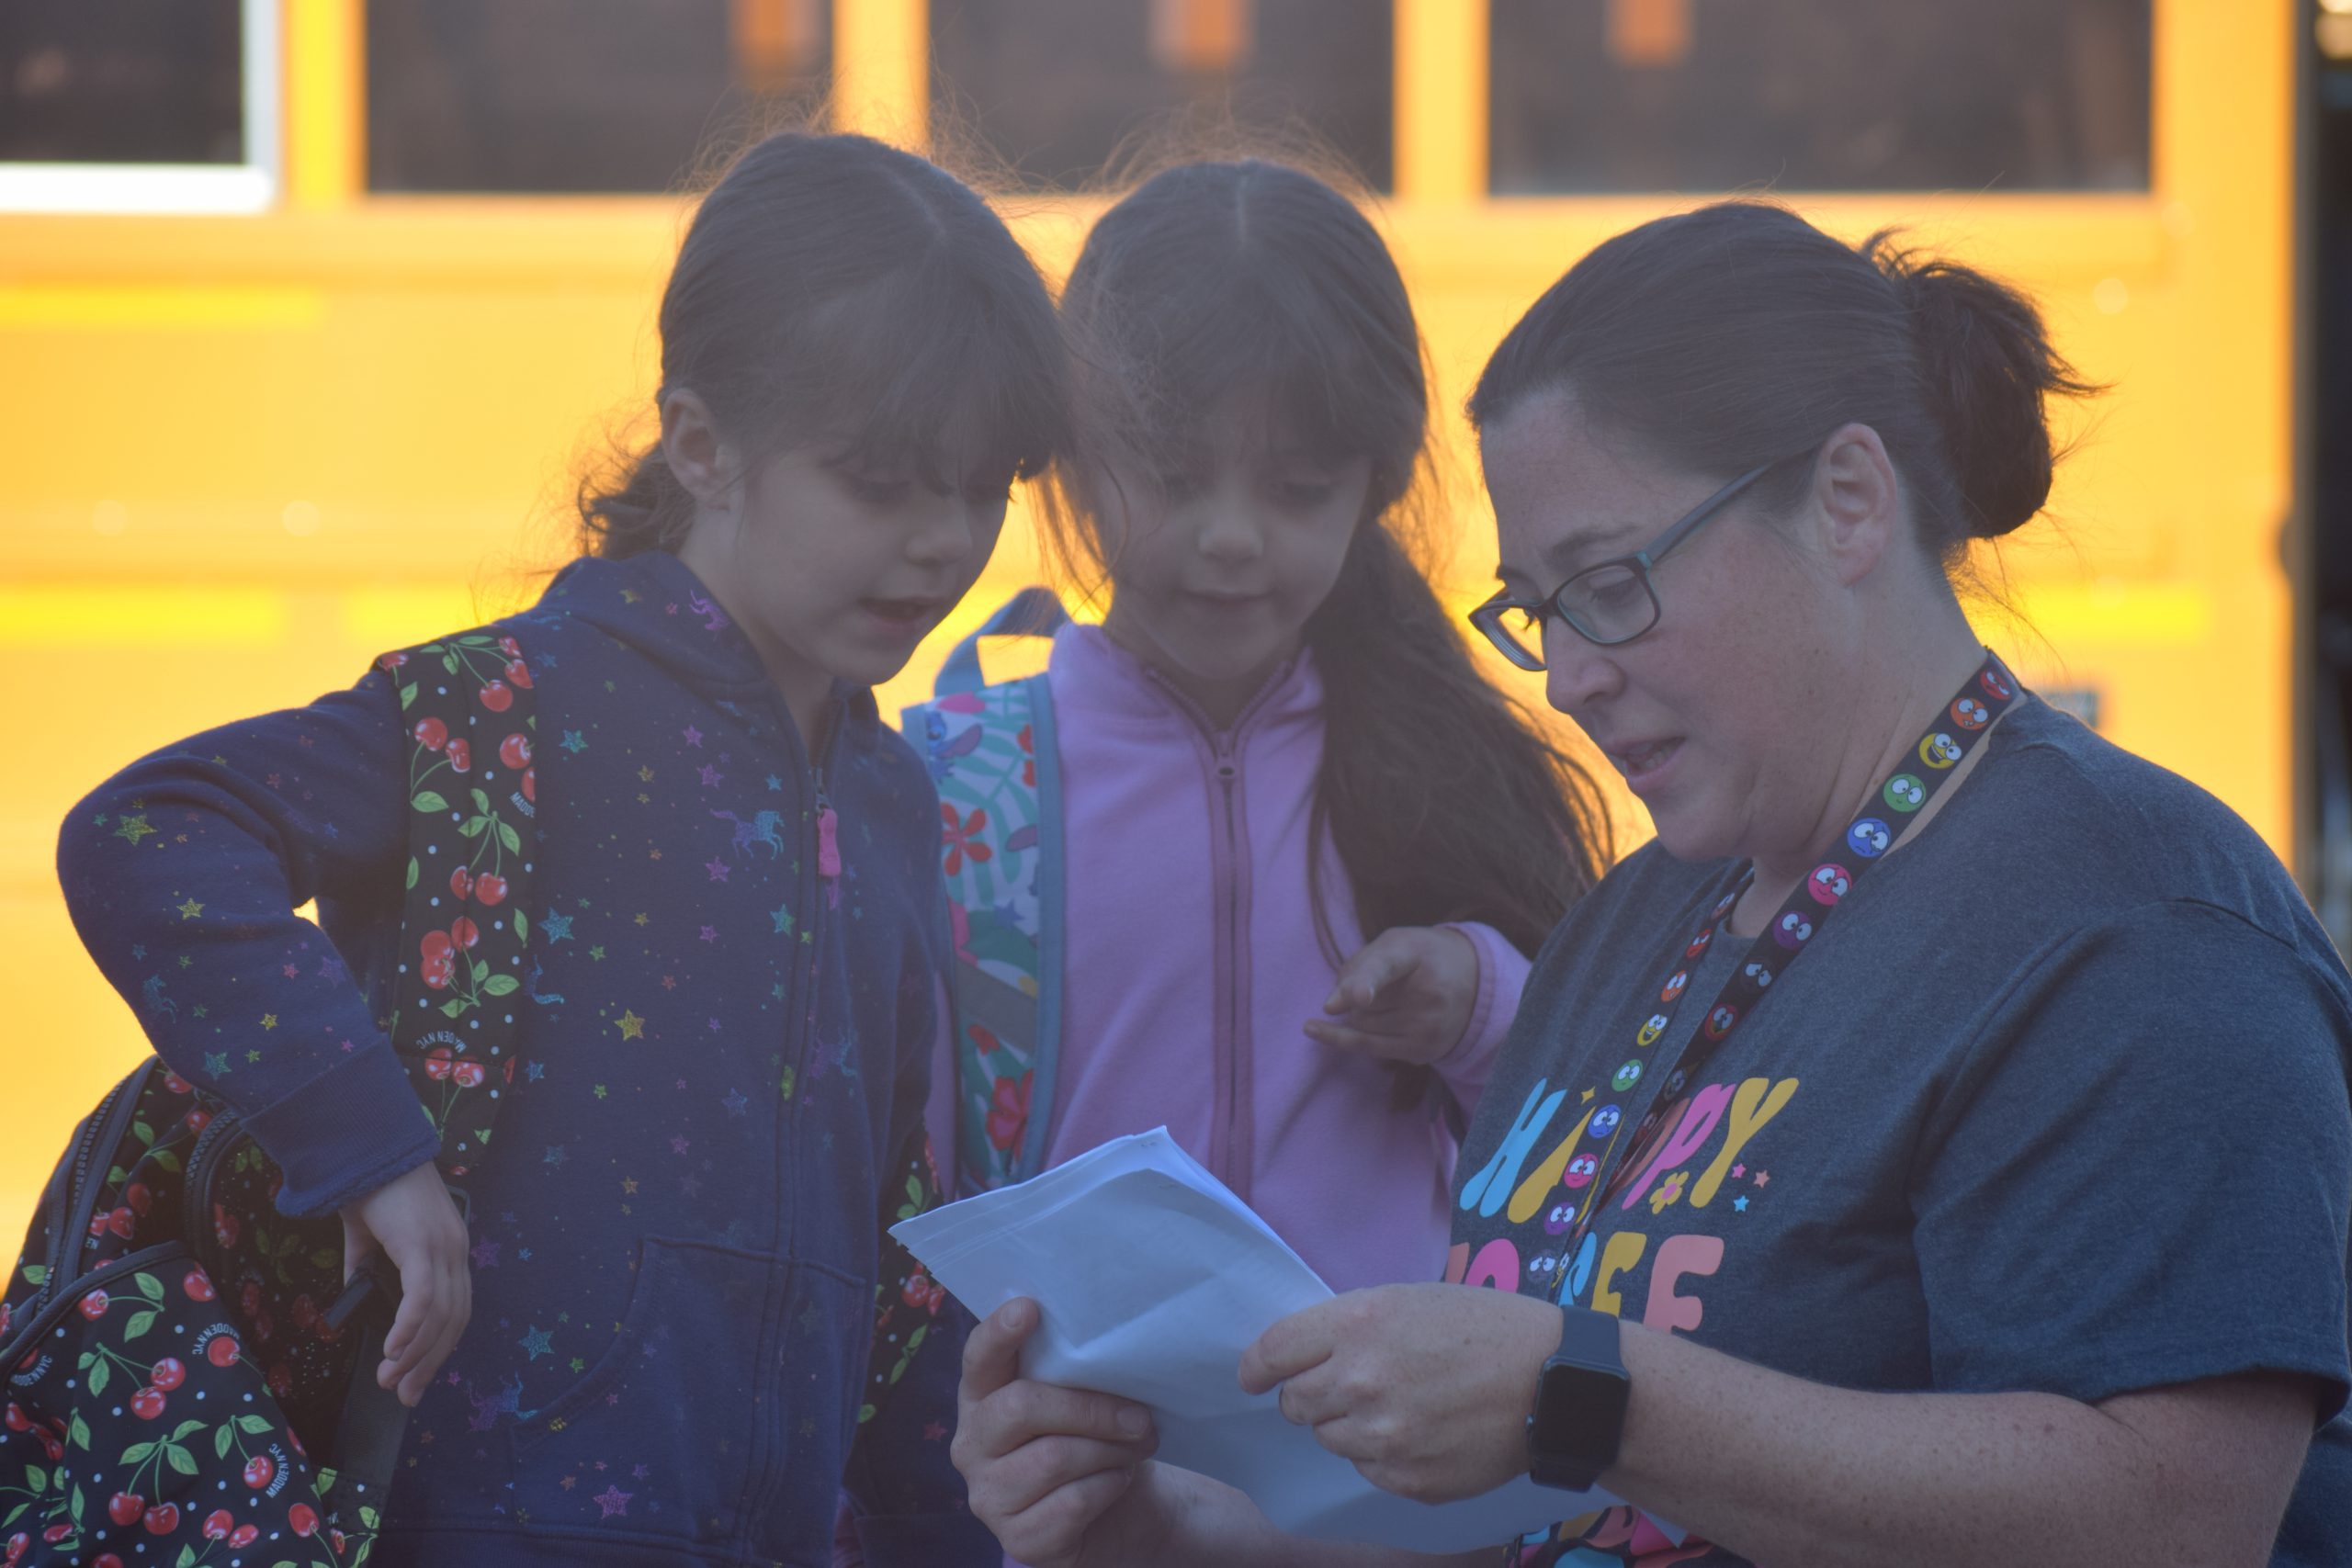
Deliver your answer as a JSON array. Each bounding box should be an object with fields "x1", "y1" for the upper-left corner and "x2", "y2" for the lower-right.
[{"x1": 908, "y1": 158, "x2": 1609, "y2": 1295}]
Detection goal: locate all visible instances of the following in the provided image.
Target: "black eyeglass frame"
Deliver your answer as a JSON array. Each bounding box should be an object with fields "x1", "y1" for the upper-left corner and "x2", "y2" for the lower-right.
[{"x1": 1469, "y1": 449, "x2": 1812, "y2": 668}]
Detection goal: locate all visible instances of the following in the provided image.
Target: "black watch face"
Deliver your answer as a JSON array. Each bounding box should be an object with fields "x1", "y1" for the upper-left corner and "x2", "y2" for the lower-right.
[{"x1": 1532, "y1": 1359, "x2": 1631, "y2": 1464}]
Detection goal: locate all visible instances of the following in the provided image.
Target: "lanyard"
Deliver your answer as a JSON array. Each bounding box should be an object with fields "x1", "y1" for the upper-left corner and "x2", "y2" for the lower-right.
[{"x1": 1552, "y1": 653, "x2": 2019, "y2": 1300}]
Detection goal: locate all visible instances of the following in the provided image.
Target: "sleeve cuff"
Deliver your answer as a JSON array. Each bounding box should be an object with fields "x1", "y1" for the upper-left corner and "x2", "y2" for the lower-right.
[
  {"x1": 1431, "y1": 921, "x2": 1532, "y2": 1098},
  {"x1": 243, "y1": 1044, "x2": 442, "y2": 1217}
]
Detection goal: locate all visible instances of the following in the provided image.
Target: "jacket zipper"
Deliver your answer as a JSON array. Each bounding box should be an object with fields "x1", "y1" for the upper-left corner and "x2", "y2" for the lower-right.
[
  {"x1": 1144, "y1": 664, "x2": 1294, "y2": 1205},
  {"x1": 46, "y1": 1075, "x2": 143, "y2": 1311},
  {"x1": 739, "y1": 687, "x2": 842, "y2": 1552}
]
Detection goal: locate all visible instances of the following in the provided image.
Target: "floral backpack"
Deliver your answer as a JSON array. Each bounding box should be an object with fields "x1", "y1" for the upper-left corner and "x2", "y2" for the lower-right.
[
  {"x1": 899, "y1": 590, "x2": 1069, "y2": 1195},
  {"x1": 0, "y1": 629, "x2": 539, "y2": 1568}
]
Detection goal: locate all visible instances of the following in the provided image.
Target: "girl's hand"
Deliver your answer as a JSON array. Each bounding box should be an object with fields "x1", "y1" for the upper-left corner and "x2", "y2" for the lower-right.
[
  {"x1": 1305, "y1": 927, "x2": 1479, "y2": 1066},
  {"x1": 1238, "y1": 1282, "x2": 1566, "y2": 1506},
  {"x1": 338, "y1": 1159, "x2": 471, "y2": 1407},
  {"x1": 952, "y1": 1299, "x2": 1164, "y2": 1567}
]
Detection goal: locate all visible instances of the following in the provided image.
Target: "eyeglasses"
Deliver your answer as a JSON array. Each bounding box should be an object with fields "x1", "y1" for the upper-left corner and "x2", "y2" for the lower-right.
[{"x1": 1469, "y1": 452, "x2": 1808, "y2": 669}]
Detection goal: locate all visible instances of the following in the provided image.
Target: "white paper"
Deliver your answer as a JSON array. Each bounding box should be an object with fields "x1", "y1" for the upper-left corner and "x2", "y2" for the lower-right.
[{"x1": 890, "y1": 1128, "x2": 1630, "y2": 1553}]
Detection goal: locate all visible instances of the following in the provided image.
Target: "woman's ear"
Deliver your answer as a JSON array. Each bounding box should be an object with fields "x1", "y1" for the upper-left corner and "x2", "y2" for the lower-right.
[
  {"x1": 660, "y1": 389, "x2": 737, "y2": 512},
  {"x1": 1809, "y1": 422, "x2": 1903, "y2": 588}
]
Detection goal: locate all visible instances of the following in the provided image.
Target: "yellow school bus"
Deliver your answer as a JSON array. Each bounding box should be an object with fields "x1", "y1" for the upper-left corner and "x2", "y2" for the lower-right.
[{"x1": 0, "y1": 0, "x2": 2312, "y2": 1245}]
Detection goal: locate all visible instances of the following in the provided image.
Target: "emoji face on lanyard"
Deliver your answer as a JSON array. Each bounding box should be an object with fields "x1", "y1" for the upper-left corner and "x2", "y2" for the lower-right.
[
  {"x1": 1981, "y1": 667, "x2": 2015, "y2": 702},
  {"x1": 1774, "y1": 910, "x2": 1814, "y2": 950},
  {"x1": 1918, "y1": 732, "x2": 1962, "y2": 771},
  {"x1": 1808, "y1": 863, "x2": 1851, "y2": 906},
  {"x1": 1636, "y1": 1013, "x2": 1669, "y2": 1047},
  {"x1": 1951, "y1": 696, "x2": 1990, "y2": 731},
  {"x1": 1883, "y1": 774, "x2": 1926, "y2": 812},
  {"x1": 1589, "y1": 1104, "x2": 1622, "y2": 1139},
  {"x1": 1848, "y1": 818, "x2": 1892, "y2": 858},
  {"x1": 1562, "y1": 1153, "x2": 1600, "y2": 1190}
]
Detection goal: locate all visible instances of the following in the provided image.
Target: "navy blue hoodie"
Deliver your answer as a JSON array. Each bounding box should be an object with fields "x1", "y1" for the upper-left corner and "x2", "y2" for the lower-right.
[{"x1": 55, "y1": 549, "x2": 985, "y2": 1567}]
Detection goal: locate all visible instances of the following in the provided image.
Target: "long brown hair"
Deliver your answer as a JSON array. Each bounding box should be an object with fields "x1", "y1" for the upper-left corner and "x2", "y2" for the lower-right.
[
  {"x1": 578, "y1": 130, "x2": 1069, "y2": 555},
  {"x1": 1047, "y1": 156, "x2": 1609, "y2": 958}
]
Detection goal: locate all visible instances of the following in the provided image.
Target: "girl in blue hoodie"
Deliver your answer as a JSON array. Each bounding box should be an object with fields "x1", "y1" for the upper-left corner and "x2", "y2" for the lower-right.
[{"x1": 50, "y1": 130, "x2": 1067, "y2": 1568}]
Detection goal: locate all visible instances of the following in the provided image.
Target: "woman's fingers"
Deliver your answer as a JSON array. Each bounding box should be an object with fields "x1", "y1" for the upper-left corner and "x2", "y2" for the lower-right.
[
  {"x1": 978, "y1": 1432, "x2": 1156, "y2": 1518},
  {"x1": 1324, "y1": 931, "x2": 1419, "y2": 1014},
  {"x1": 996, "y1": 1464, "x2": 1137, "y2": 1563},
  {"x1": 959, "y1": 1298, "x2": 1036, "y2": 1425}
]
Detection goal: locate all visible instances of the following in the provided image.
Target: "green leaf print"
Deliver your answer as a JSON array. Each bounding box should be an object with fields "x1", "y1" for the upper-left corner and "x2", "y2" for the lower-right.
[
  {"x1": 514, "y1": 910, "x2": 529, "y2": 947},
  {"x1": 237, "y1": 1415, "x2": 273, "y2": 1435},
  {"x1": 18, "y1": 1265, "x2": 44, "y2": 1286},
  {"x1": 68, "y1": 1413, "x2": 89, "y2": 1450},
  {"x1": 166, "y1": 1444, "x2": 198, "y2": 1476},
  {"x1": 135, "y1": 1272, "x2": 163, "y2": 1303},
  {"x1": 413, "y1": 791, "x2": 448, "y2": 813},
  {"x1": 470, "y1": 789, "x2": 492, "y2": 815},
  {"x1": 216, "y1": 1423, "x2": 235, "y2": 1460},
  {"x1": 149, "y1": 1149, "x2": 181, "y2": 1174},
  {"x1": 69, "y1": 1483, "x2": 84, "y2": 1525},
  {"x1": 123, "y1": 1311, "x2": 156, "y2": 1341},
  {"x1": 441, "y1": 999, "x2": 467, "y2": 1018},
  {"x1": 23, "y1": 1465, "x2": 45, "y2": 1495},
  {"x1": 87, "y1": 1359, "x2": 109, "y2": 1398},
  {"x1": 497, "y1": 821, "x2": 521, "y2": 853},
  {"x1": 178, "y1": 1545, "x2": 198, "y2": 1568},
  {"x1": 406, "y1": 857, "x2": 419, "y2": 892},
  {"x1": 400, "y1": 682, "x2": 418, "y2": 710},
  {"x1": 120, "y1": 1442, "x2": 157, "y2": 1467},
  {"x1": 481, "y1": 974, "x2": 518, "y2": 997}
]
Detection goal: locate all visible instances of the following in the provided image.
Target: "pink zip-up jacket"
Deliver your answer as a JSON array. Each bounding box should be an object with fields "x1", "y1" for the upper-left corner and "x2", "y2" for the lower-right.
[{"x1": 933, "y1": 623, "x2": 1530, "y2": 1294}]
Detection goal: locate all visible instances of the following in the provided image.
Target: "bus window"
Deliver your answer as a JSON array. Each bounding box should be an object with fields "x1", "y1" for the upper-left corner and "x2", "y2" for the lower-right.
[
  {"x1": 0, "y1": 0, "x2": 275, "y2": 212},
  {"x1": 930, "y1": 0, "x2": 1393, "y2": 189},
  {"x1": 367, "y1": 0, "x2": 830, "y2": 193},
  {"x1": 1488, "y1": 0, "x2": 2151, "y2": 195}
]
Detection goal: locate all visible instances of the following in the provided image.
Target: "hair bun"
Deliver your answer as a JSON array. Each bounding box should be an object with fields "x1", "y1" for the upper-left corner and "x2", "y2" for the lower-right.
[{"x1": 1871, "y1": 238, "x2": 2094, "y2": 540}]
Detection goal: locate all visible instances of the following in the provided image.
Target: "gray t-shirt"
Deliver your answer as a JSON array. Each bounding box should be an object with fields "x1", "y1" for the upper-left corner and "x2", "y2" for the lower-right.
[{"x1": 1451, "y1": 696, "x2": 2352, "y2": 1565}]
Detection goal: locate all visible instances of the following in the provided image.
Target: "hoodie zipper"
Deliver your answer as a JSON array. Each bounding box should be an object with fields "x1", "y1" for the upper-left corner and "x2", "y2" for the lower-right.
[{"x1": 1143, "y1": 662, "x2": 1295, "y2": 1206}]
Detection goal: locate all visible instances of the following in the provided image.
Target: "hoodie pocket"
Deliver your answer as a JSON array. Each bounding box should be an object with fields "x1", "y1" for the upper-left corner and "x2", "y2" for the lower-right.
[{"x1": 509, "y1": 1235, "x2": 777, "y2": 1547}]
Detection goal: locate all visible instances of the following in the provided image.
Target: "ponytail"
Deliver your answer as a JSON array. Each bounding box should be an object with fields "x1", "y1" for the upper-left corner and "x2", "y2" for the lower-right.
[{"x1": 578, "y1": 439, "x2": 695, "y2": 559}]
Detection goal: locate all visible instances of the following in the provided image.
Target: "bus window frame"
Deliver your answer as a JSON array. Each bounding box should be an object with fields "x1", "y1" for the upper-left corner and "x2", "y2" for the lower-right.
[{"x1": 0, "y1": 0, "x2": 281, "y2": 215}]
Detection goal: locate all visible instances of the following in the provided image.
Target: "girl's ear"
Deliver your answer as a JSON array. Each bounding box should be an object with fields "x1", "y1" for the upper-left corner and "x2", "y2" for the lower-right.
[{"x1": 660, "y1": 388, "x2": 737, "y2": 511}]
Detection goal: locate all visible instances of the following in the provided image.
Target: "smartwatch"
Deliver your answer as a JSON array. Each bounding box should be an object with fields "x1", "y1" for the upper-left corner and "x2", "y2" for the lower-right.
[{"x1": 1525, "y1": 1305, "x2": 1630, "y2": 1491}]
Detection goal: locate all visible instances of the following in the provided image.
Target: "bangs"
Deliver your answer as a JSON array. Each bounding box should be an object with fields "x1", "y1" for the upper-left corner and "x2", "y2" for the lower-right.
[
  {"x1": 781, "y1": 245, "x2": 1071, "y2": 489},
  {"x1": 1080, "y1": 258, "x2": 1422, "y2": 481}
]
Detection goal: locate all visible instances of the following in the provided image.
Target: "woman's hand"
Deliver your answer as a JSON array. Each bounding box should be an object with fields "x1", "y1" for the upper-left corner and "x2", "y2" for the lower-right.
[
  {"x1": 1304, "y1": 927, "x2": 1480, "y2": 1066},
  {"x1": 338, "y1": 1159, "x2": 470, "y2": 1406},
  {"x1": 1238, "y1": 1282, "x2": 1564, "y2": 1505},
  {"x1": 952, "y1": 1298, "x2": 1165, "y2": 1566}
]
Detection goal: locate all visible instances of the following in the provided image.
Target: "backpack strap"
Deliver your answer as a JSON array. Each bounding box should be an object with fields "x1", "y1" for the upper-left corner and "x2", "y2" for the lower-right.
[
  {"x1": 904, "y1": 594, "x2": 1068, "y2": 1191},
  {"x1": 934, "y1": 586, "x2": 1069, "y2": 696},
  {"x1": 374, "y1": 627, "x2": 541, "y2": 1190}
]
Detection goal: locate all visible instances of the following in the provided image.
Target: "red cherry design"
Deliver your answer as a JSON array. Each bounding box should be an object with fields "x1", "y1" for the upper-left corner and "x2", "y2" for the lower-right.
[
  {"x1": 149, "y1": 1357, "x2": 186, "y2": 1391},
  {"x1": 521, "y1": 766, "x2": 536, "y2": 804},
  {"x1": 245, "y1": 1454, "x2": 276, "y2": 1490},
  {"x1": 4, "y1": 1531, "x2": 25, "y2": 1566},
  {"x1": 130, "y1": 1386, "x2": 165, "y2": 1420},
  {"x1": 503, "y1": 658, "x2": 534, "y2": 690},
  {"x1": 446, "y1": 738, "x2": 472, "y2": 773},
  {"x1": 34, "y1": 1430, "x2": 62, "y2": 1463},
  {"x1": 185, "y1": 1106, "x2": 212, "y2": 1134},
  {"x1": 478, "y1": 680, "x2": 513, "y2": 713},
  {"x1": 452, "y1": 1060, "x2": 485, "y2": 1089},
  {"x1": 163, "y1": 1070, "x2": 191, "y2": 1095},
  {"x1": 40, "y1": 1524, "x2": 69, "y2": 1545},
  {"x1": 2, "y1": 1404, "x2": 25, "y2": 1433},
  {"x1": 205, "y1": 1332, "x2": 240, "y2": 1368},
  {"x1": 413, "y1": 716, "x2": 448, "y2": 752},
  {"x1": 203, "y1": 1508, "x2": 234, "y2": 1540},
  {"x1": 473, "y1": 873, "x2": 506, "y2": 908},
  {"x1": 87, "y1": 1212, "x2": 109, "y2": 1238},
  {"x1": 332, "y1": 1527, "x2": 348, "y2": 1552},
  {"x1": 449, "y1": 865, "x2": 473, "y2": 900},
  {"x1": 498, "y1": 636, "x2": 520, "y2": 657},
  {"x1": 97, "y1": 1554, "x2": 126, "y2": 1568},
  {"x1": 499, "y1": 733, "x2": 531, "y2": 770},
  {"x1": 183, "y1": 1267, "x2": 216, "y2": 1302},
  {"x1": 213, "y1": 1204, "x2": 239, "y2": 1248},
  {"x1": 143, "y1": 1503, "x2": 178, "y2": 1535},
  {"x1": 288, "y1": 1502, "x2": 319, "y2": 1537},
  {"x1": 78, "y1": 1290, "x2": 108, "y2": 1320},
  {"x1": 124, "y1": 1181, "x2": 152, "y2": 1215},
  {"x1": 230, "y1": 1524, "x2": 259, "y2": 1547},
  {"x1": 108, "y1": 1206, "x2": 136, "y2": 1239},
  {"x1": 450, "y1": 916, "x2": 480, "y2": 950}
]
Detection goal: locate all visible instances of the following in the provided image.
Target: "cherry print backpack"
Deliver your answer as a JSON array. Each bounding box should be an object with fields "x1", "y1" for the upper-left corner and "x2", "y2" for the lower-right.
[{"x1": 0, "y1": 629, "x2": 539, "y2": 1568}]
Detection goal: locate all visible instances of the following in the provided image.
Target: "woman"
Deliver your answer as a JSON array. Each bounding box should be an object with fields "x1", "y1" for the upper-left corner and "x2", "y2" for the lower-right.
[{"x1": 945, "y1": 201, "x2": 2352, "y2": 1567}]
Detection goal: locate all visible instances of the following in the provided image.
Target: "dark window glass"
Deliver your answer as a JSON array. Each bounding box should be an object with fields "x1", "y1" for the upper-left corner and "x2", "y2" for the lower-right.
[
  {"x1": 368, "y1": 0, "x2": 831, "y2": 193},
  {"x1": 0, "y1": 0, "x2": 244, "y2": 164},
  {"x1": 932, "y1": 0, "x2": 1392, "y2": 190},
  {"x1": 1489, "y1": 0, "x2": 2151, "y2": 194}
]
